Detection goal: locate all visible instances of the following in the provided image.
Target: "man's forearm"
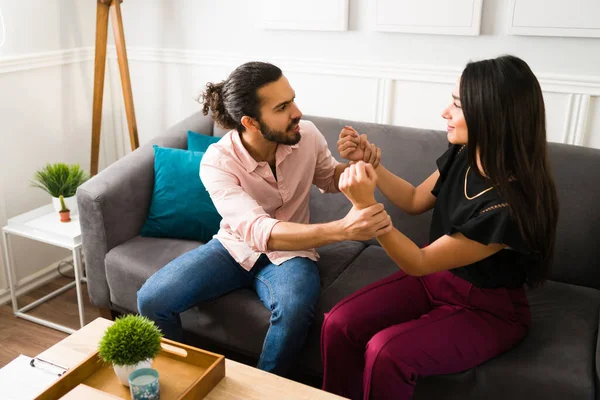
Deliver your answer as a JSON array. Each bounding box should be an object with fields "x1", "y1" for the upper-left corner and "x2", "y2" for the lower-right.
[{"x1": 267, "y1": 221, "x2": 346, "y2": 251}]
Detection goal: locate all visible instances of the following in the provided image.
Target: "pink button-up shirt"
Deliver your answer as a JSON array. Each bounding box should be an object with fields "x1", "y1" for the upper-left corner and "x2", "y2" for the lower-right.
[{"x1": 200, "y1": 120, "x2": 341, "y2": 271}]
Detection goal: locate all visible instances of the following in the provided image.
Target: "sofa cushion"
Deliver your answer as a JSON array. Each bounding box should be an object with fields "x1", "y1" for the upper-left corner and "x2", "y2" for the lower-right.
[
  {"x1": 455, "y1": 280, "x2": 600, "y2": 400},
  {"x1": 546, "y1": 143, "x2": 600, "y2": 289},
  {"x1": 105, "y1": 236, "x2": 203, "y2": 311},
  {"x1": 415, "y1": 280, "x2": 600, "y2": 400},
  {"x1": 316, "y1": 240, "x2": 367, "y2": 290},
  {"x1": 187, "y1": 130, "x2": 221, "y2": 152},
  {"x1": 141, "y1": 146, "x2": 221, "y2": 242},
  {"x1": 105, "y1": 236, "x2": 367, "y2": 355}
]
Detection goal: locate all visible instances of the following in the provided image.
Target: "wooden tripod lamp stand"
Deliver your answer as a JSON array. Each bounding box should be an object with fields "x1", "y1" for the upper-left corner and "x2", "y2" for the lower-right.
[{"x1": 91, "y1": 0, "x2": 139, "y2": 176}]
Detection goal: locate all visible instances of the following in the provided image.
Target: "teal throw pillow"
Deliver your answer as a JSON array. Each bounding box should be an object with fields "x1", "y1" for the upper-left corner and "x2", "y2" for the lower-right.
[
  {"x1": 141, "y1": 145, "x2": 221, "y2": 242},
  {"x1": 187, "y1": 130, "x2": 221, "y2": 152}
]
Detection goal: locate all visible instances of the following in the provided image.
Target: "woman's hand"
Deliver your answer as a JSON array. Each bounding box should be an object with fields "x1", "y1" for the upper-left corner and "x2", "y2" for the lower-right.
[
  {"x1": 338, "y1": 126, "x2": 381, "y2": 168},
  {"x1": 339, "y1": 161, "x2": 378, "y2": 209}
]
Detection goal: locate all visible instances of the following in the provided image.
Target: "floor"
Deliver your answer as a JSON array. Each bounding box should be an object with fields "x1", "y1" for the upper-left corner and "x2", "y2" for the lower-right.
[{"x1": 0, "y1": 276, "x2": 102, "y2": 367}]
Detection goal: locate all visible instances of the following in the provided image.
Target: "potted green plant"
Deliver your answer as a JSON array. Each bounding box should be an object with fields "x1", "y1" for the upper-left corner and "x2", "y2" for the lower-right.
[
  {"x1": 31, "y1": 163, "x2": 89, "y2": 215},
  {"x1": 98, "y1": 315, "x2": 163, "y2": 386},
  {"x1": 58, "y1": 195, "x2": 71, "y2": 223}
]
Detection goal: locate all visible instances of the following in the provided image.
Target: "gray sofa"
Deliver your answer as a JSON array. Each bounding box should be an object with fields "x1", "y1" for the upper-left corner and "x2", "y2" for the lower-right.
[{"x1": 78, "y1": 111, "x2": 600, "y2": 399}]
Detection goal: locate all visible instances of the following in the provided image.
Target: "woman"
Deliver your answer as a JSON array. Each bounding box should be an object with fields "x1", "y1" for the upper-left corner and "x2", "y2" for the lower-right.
[{"x1": 321, "y1": 55, "x2": 559, "y2": 400}]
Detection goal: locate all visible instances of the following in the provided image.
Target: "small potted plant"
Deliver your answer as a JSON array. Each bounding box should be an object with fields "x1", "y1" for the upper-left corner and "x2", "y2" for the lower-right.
[
  {"x1": 58, "y1": 195, "x2": 71, "y2": 223},
  {"x1": 98, "y1": 315, "x2": 163, "y2": 386},
  {"x1": 31, "y1": 163, "x2": 89, "y2": 215}
]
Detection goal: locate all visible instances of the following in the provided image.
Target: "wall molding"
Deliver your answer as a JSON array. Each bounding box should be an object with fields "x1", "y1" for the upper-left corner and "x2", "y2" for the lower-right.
[
  {"x1": 374, "y1": 0, "x2": 483, "y2": 36},
  {"x1": 0, "y1": 257, "x2": 73, "y2": 306},
  {"x1": 0, "y1": 47, "x2": 93, "y2": 74},
  {"x1": 507, "y1": 0, "x2": 600, "y2": 38},
  {"x1": 120, "y1": 47, "x2": 600, "y2": 97},
  {"x1": 374, "y1": 78, "x2": 394, "y2": 124},
  {"x1": 260, "y1": 0, "x2": 349, "y2": 32},
  {"x1": 563, "y1": 94, "x2": 591, "y2": 146},
  {"x1": 2, "y1": 46, "x2": 599, "y2": 97},
  {"x1": 118, "y1": 47, "x2": 600, "y2": 147}
]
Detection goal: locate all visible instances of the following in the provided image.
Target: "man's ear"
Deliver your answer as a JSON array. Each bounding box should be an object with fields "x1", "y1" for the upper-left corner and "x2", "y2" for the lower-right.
[{"x1": 241, "y1": 116, "x2": 259, "y2": 133}]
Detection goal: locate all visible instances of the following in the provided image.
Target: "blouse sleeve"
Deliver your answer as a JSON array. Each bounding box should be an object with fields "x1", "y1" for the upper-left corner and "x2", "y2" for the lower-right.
[
  {"x1": 448, "y1": 206, "x2": 530, "y2": 254},
  {"x1": 431, "y1": 144, "x2": 461, "y2": 197}
]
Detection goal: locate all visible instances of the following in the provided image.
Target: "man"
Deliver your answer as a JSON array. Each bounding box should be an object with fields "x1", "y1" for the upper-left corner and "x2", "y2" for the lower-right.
[{"x1": 137, "y1": 61, "x2": 391, "y2": 375}]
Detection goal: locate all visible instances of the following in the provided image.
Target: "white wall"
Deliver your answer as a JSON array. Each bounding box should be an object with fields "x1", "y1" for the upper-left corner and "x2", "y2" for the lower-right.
[
  {"x1": 0, "y1": 1, "x2": 115, "y2": 294},
  {"x1": 102, "y1": 0, "x2": 600, "y2": 152}
]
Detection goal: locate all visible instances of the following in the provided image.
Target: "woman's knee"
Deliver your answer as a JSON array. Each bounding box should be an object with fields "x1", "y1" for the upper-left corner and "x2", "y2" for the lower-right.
[
  {"x1": 365, "y1": 332, "x2": 417, "y2": 384},
  {"x1": 321, "y1": 301, "x2": 356, "y2": 341}
]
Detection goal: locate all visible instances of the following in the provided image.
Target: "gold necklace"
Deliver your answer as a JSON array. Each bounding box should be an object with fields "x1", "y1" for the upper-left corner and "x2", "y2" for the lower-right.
[{"x1": 464, "y1": 166, "x2": 494, "y2": 200}]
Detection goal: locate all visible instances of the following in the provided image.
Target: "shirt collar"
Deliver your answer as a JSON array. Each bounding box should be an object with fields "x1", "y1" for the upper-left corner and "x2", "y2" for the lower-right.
[{"x1": 231, "y1": 130, "x2": 300, "y2": 172}]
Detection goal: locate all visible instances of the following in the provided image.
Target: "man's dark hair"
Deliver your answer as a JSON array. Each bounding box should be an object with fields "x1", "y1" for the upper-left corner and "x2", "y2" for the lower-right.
[{"x1": 200, "y1": 62, "x2": 283, "y2": 133}]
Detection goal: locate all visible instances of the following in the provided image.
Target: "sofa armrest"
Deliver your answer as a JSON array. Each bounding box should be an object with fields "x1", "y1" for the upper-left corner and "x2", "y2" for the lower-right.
[{"x1": 78, "y1": 134, "x2": 187, "y2": 308}]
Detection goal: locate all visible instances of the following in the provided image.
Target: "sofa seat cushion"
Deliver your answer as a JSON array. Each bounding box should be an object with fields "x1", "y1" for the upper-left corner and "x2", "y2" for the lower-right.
[
  {"x1": 415, "y1": 281, "x2": 600, "y2": 400},
  {"x1": 105, "y1": 236, "x2": 203, "y2": 311},
  {"x1": 105, "y1": 236, "x2": 367, "y2": 356}
]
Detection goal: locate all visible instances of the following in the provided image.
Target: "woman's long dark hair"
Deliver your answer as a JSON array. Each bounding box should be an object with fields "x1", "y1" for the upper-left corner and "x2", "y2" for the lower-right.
[
  {"x1": 199, "y1": 62, "x2": 282, "y2": 133},
  {"x1": 460, "y1": 55, "x2": 559, "y2": 287}
]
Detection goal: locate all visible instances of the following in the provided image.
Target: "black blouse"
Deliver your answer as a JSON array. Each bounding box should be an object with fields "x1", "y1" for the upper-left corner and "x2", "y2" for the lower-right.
[{"x1": 430, "y1": 144, "x2": 531, "y2": 289}]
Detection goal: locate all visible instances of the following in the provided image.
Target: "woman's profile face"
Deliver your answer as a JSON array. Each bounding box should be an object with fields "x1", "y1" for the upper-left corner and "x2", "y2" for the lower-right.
[{"x1": 441, "y1": 78, "x2": 468, "y2": 145}]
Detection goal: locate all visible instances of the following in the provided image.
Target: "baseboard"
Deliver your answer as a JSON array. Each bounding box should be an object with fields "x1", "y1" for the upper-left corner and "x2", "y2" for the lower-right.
[{"x1": 0, "y1": 256, "x2": 74, "y2": 306}]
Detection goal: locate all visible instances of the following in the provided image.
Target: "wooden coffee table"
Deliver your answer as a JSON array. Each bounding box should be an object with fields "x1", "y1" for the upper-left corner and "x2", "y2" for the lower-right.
[{"x1": 36, "y1": 318, "x2": 346, "y2": 399}]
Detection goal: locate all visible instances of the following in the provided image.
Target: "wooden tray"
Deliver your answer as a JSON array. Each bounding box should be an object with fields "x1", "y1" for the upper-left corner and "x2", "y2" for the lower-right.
[{"x1": 35, "y1": 338, "x2": 226, "y2": 400}]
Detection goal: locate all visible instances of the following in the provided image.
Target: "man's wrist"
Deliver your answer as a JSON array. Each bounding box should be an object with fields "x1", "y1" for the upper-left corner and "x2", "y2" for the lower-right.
[{"x1": 326, "y1": 220, "x2": 348, "y2": 241}]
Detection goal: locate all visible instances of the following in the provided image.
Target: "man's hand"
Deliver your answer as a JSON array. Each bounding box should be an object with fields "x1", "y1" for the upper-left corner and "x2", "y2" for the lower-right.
[
  {"x1": 339, "y1": 203, "x2": 392, "y2": 241},
  {"x1": 339, "y1": 161, "x2": 378, "y2": 209},
  {"x1": 338, "y1": 126, "x2": 381, "y2": 168}
]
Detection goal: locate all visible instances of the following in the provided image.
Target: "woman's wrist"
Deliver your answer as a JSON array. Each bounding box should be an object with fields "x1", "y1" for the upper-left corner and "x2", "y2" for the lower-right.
[{"x1": 353, "y1": 197, "x2": 377, "y2": 210}]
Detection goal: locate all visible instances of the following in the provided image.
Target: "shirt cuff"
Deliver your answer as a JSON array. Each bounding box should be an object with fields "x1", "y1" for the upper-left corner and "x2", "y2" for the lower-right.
[{"x1": 252, "y1": 217, "x2": 280, "y2": 252}]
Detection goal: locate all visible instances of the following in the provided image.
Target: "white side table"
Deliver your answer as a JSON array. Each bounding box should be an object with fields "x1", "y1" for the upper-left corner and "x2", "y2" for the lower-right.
[{"x1": 1, "y1": 204, "x2": 86, "y2": 334}]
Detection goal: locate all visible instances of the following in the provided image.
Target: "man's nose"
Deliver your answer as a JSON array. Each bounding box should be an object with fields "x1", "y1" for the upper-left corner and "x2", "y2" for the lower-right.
[{"x1": 291, "y1": 103, "x2": 302, "y2": 119}]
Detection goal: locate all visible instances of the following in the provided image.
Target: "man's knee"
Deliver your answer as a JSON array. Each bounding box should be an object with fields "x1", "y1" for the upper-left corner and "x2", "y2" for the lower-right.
[
  {"x1": 137, "y1": 281, "x2": 168, "y2": 318},
  {"x1": 286, "y1": 259, "x2": 321, "y2": 298},
  {"x1": 273, "y1": 294, "x2": 317, "y2": 325},
  {"x1": 136, "y1": 283, "x2": 154, "y2": 316}
]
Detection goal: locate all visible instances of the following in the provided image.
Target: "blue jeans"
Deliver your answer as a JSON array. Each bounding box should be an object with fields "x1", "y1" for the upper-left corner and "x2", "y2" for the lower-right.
[{"x1": 137, "y1": 238, "x2": 320, "y2": 375}]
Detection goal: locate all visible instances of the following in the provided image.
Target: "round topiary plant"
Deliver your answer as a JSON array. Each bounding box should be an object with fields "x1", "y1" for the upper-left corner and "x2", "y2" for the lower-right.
[{"x1": 99, "y1": 315, "x2": 163, "y2": 367}]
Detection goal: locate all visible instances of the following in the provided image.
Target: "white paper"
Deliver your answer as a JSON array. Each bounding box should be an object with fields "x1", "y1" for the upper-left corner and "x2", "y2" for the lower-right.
[{"x1": 0, "y1": 355, "x2": 61, "y2": 399}]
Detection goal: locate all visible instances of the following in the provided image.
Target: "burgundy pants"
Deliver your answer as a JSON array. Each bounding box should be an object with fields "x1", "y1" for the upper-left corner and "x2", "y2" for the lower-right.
[{"x1": 321, "y1": 270, "x2": 530, "y2": 400}]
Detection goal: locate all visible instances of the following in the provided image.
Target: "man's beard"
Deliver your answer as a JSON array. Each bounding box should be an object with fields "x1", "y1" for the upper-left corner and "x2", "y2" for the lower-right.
[{"x1": 259, "y1": 118, "x2": 301, "y2": 145}]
